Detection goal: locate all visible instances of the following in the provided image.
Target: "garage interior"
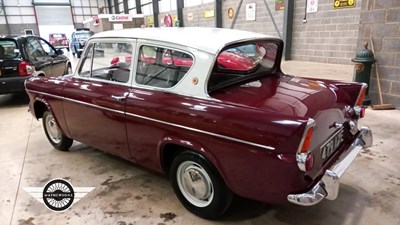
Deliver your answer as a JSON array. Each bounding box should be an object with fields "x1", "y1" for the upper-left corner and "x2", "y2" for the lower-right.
[{"x1": 1, "y1": 0, "x2": 400, "y2": 224}]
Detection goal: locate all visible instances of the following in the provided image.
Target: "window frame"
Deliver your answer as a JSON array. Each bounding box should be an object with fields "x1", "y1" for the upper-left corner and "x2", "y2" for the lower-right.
[{"x1": 74, "y1": 38, "x2": 136, "y2": 87}]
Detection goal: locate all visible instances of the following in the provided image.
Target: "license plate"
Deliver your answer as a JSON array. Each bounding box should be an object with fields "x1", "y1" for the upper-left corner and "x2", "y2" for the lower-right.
[{"x1": 321, "y1": 127, "x2": 344, "y2": 160}]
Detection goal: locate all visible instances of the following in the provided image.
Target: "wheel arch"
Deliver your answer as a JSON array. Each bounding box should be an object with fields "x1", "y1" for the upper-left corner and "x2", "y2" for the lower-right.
[
  {"x1": 158, "y1": 135, "x2": 229, "y2": 187},
  {"x1": 33, "y1": 98, "x2": 50, "y2": 119}
]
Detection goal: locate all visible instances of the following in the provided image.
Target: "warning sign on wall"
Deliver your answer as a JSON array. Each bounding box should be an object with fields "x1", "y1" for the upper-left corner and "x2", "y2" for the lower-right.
[
  {"x1": 275, "y1": 0, "x2": 284, "y2": 11},
  {"x1": 333, "y1": 0, "x2": 356, "y2": 9},
  {"x1": 307, "y1": 0, "x2": 318, "y2": 13}
]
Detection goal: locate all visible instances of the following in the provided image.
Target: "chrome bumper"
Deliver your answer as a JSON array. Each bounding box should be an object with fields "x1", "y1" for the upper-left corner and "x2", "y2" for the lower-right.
[{"x1": 287, "y1": 126, "x2": 372, "y2": 206}]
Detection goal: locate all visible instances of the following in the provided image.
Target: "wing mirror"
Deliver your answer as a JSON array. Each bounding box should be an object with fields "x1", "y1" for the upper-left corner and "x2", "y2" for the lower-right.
[{"x1": 57, "y1": 49, "x2": 64, "y2": 55}]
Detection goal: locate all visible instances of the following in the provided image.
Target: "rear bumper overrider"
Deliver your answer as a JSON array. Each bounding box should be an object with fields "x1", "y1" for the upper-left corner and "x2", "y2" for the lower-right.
[{"x1": 287, "y1": 126, "x2": 372, "y2": 206}]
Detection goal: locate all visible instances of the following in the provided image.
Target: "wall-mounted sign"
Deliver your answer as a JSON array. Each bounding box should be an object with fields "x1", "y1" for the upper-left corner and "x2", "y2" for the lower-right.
[
  {"x1": 246, "y1": 3, "x2": 256, "y2": 21},
  {"x1": 187, "y1": 12, "x2": 194, "y2": 21},
  {"x1": 275, "y1": 0, "x2": 284, "y2": 11},
  {"x1": 113, "y1": 23, "x2": 123, "y2": 30},
  {"x1": 24, "y1": 29, "x2": 34, "y2": 35},
  {"x1": 204, "y1": 9, "x2": 215, "y2": 18},
  {"x1": 307, "y1": 0, "x2": 318, "y2": 13},
  {"x1": 228, "y1": 7, "x2": 234, "y2": 19},
  {"x1": 109, "y1": 14, "x2": 132, "y2": 22},
  {"x1": 146, "y1": 16, "x2": 154, "y2": 25},
  {"x1": 333, "y1": 0, "x2": 356, "y2": 9}
]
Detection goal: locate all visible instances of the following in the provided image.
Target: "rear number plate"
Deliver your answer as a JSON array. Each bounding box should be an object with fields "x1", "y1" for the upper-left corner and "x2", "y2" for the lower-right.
[{"x1": 321, "y1": 128, "x2": 344, "y2": 160}]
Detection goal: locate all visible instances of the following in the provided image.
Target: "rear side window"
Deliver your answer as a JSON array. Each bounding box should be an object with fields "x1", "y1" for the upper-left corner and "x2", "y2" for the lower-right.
[
  {"x1": 135, "y1": 45, "x2": 193, "y2": 88},
  {"x1": 0, "y1": 39, "x2": 18, "y2": 59}
]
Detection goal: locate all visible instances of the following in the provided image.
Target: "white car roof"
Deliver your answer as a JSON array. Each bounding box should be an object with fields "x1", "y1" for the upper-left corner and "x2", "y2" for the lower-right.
[{"x1": 91, "y1": 27, "x2": 272, "y2": 54}]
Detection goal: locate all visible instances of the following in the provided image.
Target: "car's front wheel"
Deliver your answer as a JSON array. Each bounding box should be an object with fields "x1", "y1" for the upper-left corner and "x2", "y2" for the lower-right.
[
  {"x1": 170, "y1": 151, "x2": 233, "y2": 219},
  {"x1": 42, "y1": 111, "x2": 73, "y2": 151}
]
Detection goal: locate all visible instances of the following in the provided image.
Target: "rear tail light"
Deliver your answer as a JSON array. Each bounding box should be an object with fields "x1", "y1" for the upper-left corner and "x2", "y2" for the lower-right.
[
  {"x1": 355, "y1": 84, "x2": 367, "y2": 106},
  {"x1": 18, "y1": 61, "x2": 35, "y2": 76},
  {"x1": 300, "y1": 128, "x2": 313, "y2": 153},
  {"x1": 296, "y1": 119, "x2": 316, "y2": 172},
  {"x1": 298, "y1": 119, "x2": 315, "y2": 154}
]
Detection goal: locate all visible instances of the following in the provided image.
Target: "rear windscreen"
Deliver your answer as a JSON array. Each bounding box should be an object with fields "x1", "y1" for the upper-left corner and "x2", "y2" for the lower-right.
[
  {"x1": 207, "y1": 41, "x2": 279, "y2": 92},
  {"x1": 0, "y1": 40, "x2": 18, "y2": 59}
]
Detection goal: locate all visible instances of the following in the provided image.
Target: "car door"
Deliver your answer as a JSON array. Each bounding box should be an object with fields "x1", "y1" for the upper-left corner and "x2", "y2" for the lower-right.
[
  {"x1": 62, "y1": 39, "x2": 135, "y2": 159},
  {"x1": 124, "y1": 43, "x2": 195, "y2": 170},
  {"x1": 39, "y1": 38, "x2": 66, "y2": 76},
  {"x1": 25, "y1": 36, "x2": 53, "y2": 76}
]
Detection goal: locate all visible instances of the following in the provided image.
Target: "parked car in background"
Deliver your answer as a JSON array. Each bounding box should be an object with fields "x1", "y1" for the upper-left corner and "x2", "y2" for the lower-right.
[
  {"x1": 0, "y1": 35, "x2": 71, "y2": 95},
  {"x1": 70, "y1": 28, "x2": 94, "y2": 58},
  {"x1": 49, "y1": 33, "x2": 69, "y2": 51},
  {"x1": 25, "y1": 28, "x2": 372, "y2": 219}
]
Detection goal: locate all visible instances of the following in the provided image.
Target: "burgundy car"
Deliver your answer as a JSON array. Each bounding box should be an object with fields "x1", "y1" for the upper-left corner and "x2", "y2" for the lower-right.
[
  {"x1": 49, "y1": 33, "x2": 69, "y2": 51},
  {"x1": 25, "y1": 28, "x2": 372, "y2": 219}
]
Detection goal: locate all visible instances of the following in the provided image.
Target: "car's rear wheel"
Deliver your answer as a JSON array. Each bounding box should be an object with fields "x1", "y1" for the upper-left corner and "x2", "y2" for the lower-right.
[
  {"x1": 170, "y1": 151, "x2": 233, "y2": 219},
  {"x1": 42, "y1": 111, "x2": 73, "y2": 151}
]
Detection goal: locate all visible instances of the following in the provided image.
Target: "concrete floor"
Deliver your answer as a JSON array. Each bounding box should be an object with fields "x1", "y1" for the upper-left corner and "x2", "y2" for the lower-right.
[{"x1": 1, "y1": 59, "x2": 400, "y2": 225}]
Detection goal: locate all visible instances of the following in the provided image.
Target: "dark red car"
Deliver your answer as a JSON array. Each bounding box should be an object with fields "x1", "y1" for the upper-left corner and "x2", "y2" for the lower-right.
[
  {"x1": 25, "y1": 28, "x2": 372, "y2": 219},
  {"x1": 49, "y1": 33, "x2": 69, "y2": 51}
]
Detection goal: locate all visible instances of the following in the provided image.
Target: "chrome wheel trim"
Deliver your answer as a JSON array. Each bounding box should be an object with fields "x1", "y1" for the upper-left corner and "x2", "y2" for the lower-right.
[
  {"x1": 45, "y1": 114, "x2": 62, "y2": 144},
  {"x1": 176, "y1": 161, "x2": 214, "y2": 208}
]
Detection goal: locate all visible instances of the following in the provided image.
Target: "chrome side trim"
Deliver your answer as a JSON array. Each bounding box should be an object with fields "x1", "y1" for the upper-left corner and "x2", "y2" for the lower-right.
[
  {"x1": 66, "y1": 98, "x2": 125, "y2": 115},
  {"x1": 26, "y1": 89, "x2": 276, "y2": 151},
  {"x1": 27, "y1": 89, "x2": 63, "y2": 100},
  {"x1": 125, "y1": 112, "x2": 275, "y2": 151}
]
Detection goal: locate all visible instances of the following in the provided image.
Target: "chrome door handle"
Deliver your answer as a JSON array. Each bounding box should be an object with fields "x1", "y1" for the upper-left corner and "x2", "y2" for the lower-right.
[{"x1": 111, "y1": 95, "x2": 126, "y2": 102}]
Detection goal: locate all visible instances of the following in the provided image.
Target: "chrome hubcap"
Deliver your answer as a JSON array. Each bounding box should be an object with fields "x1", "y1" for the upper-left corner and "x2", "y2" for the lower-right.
[
  {"x1": 177, "y1": 161, "x2": 213, "y2": 207},
  {"x1": 45, "y1": 114, "x2": 61, "y2": 144}
]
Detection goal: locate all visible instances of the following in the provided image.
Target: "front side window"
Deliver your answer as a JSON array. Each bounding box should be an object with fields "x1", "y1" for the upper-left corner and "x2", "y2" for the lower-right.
[
  {"x1": 26, "y1": 37, "x2": 48, "y2": 58},
  {"x1": 40, "y1": 39, "x2": 55, "y2": 55},
  {"x1": 77, "y1": 41, "x2": 133, "y2": 84},
  {"x1": 136, "y1": 45, "x2": 193, "y2": 88},
  {"x1": 208, "y1": 41, "x2": 279, "y2": 92}
]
